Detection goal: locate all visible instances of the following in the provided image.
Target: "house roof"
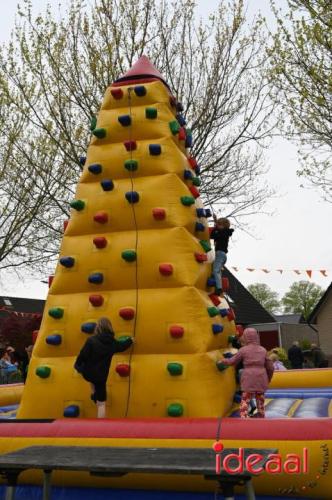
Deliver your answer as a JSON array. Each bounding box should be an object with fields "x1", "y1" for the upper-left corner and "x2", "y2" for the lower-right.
[
  {"x1": 0, "y1": 296, "x2": 45, "y2": 314},
  {"x1": 223, "y1": 268, "x2": 276, "y2": 325},
  {"x1": 307, "y1": 282, "x2": 332, "y2": 324},
  {"x1": 273, "y1": 313, "x2": 304, "y2": 324}
]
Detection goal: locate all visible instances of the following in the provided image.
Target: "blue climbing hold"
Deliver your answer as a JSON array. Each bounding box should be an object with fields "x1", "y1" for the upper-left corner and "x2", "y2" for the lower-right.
[
  {"x1": 195, "y1": 166, "x2": 201, "y2": 175},
  {"x1": 134, "y1": 85, "x2": 146, "y2": 96},
  {"x1": 63, "y1": 405, "x2": 80, "y2": 418},
  {"x1": 118, "y1": 115, "x2": 131, "y2": 126},
  {"x1": 176, "y1": 102, "x2": 184, "y2": 112},
  {"x1": 220, "y1": 309, "x2": 229, "y2": 317},
  {"x1": 185, "y1": 135, "x2": 193, "y2": 148},
  {"x1": 125, "y1": 191, "x2": 140, "y2": 203},
  {"x1": 196, "y1": 208, "x2": 206, "y2": 218},
  {"x1": 183, "y1": 170, "x2": 193, "y2": 180},
  {"x1": 205, "y1": 208, "x2": 212, "y2": 218},
  {"x1": 149, "y1": 144, "x2": 161, "y2": 155},
  {"x1": 59, "y1": 257, "x2": 75, "y2": 268},
  {"x1": 88, "y1": 163, "x2": 102, "y2": 175},
  {"x1": 46, "y1": 334, "x2": 62, "y2": 346},
  {"x1": 88, "y1": 273, "x2": 104, "y2": 284},
  {"x1": 195, "y1": 222, "x2": 205, "y2": 232},
  {"x1": 207, "y1": 277, "x2": 216, "y2": 287},
  {"x1": 79, "y1": 156, "x2": 86, "y2": 166},
  {"x1": 212, "y1": 324, "x2": 224, "y2": 335},
  {"x1": 81, "y1": 322, "x2": 97, "y2": 334},
  {"x1": 101, "y1": 179, "x2": 114, "y2": 191},
  {"x1": 176, "y1": 114, "x2": 186, "y2": 126}
]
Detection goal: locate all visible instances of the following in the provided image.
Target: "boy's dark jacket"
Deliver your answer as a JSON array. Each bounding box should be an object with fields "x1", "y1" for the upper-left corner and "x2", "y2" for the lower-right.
[
  {"x1": 210, "y1": 227, "x2": 234, "y2": 252},
  {"x1": 74, "y1": 332, "x2": 132, "y2": 383}
]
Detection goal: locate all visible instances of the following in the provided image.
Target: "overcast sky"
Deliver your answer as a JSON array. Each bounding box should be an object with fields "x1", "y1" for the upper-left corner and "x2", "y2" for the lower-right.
[{"x1": 0, "y1": 0, "x2": 331, "y2": 302}]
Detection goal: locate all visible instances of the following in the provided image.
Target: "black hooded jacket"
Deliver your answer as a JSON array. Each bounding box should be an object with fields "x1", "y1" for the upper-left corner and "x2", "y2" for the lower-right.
[
  {"x1": 210, "y1": 227, "x2": 234, "y2": 252},
  {"x1": 74, "y1": 331, "x2": 132, "y2": 383}
]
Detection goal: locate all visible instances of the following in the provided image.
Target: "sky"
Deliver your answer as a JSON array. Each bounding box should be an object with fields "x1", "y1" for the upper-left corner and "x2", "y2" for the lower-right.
[{"x1": 0, "y1": 0, "x2": 331, "y2": 303}]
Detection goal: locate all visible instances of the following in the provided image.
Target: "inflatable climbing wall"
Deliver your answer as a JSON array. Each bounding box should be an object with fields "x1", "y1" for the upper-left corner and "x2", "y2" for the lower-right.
[{"x1": 18, "y1": 57, "x2": 237, "y2": 419}]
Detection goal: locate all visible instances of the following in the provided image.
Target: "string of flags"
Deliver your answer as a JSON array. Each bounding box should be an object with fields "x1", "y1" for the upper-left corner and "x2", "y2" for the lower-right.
[
  {"x1": 230, "y1": 268, "x2": 329, "y2": 278},
  {"x1": 0, "y1": 306, "x2": 42, "y2": 319}
]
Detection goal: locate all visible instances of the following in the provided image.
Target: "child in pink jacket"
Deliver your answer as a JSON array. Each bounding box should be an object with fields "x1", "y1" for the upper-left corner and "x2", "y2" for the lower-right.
[{"x1": 220, "y1": 328, "x2": 274, "y2": 418}]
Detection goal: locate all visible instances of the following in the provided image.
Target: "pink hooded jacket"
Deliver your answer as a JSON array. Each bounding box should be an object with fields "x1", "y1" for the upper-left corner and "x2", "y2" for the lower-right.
[{"x1": 222, "y1": 328, "x2": 274, "y2": 392}]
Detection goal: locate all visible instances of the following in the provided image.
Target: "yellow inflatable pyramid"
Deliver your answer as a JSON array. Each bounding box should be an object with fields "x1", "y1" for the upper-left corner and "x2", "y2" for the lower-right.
[{"x1": 18, "y1": 57, "x2": 237, "y2": 419}]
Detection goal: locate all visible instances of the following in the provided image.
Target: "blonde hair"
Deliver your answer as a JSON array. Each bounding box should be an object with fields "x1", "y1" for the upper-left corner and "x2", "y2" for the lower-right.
[
  {"x1": 270, "y1": 353, "x2": 279, "y2": 362},
  {"x1": 94, "y1": 317, "x2": 114, "y2": 337},
  {"x1": 217, "y1": 218, "x2": 230, "y2": 229}
]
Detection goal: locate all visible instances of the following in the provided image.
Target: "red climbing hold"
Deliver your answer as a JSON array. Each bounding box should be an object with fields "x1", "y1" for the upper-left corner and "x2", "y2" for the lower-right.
[
  {"x1": 209, "y1": 293, "x2": 221, "y2": 306},
  {"x1": 188, "y1": 156, "x2": 198, "y2": 169},
  {"x1": 189, "y1": 186, "x2": 200, "y2": 199},
  {"x1": 124, "y1": 140, "x2": 137, "y2": 151},
  {"x1": 48, "y1": 275, "x2": 54, "y2": 288},
  {"x1": 222, "y1": 277, "x2": 230, "y2": 292},
  {"x1": 89, "y1": 295, "x2": 104, "y2": 307},
  {"x1": 119, "y1": 307, "x2": 135, "y2": 320},
  {"x1": 195, "y1": 253, "x2": 208, "y2": 263},
  {"x1": 236, "y1": 325, "x2": 244, "y2": 336},
  {"x1": 227, "y1": 308, "x2": 236, "y2": 321},
  {"x1": 63, "y1": 220, "x2": 69, "y2": 231},
  {"x1": 93, "y1": 212, "x2": 108, "y2": 224},
  {"x1": 93, "y1": 236, "x2": 108, "y2": 249},
  {"x1": 208, "y1": 227, "x2": 214, "y2": 236},
  {"x1": 178, "y1": 127, "x2": 186, "y2": 141},
  {"x1": 169, "y1": 325, "x2": 184, "y2": 338},
  {"x1": 116, "y1": 363, "x2": 131, "y2": 377},
  {"x1": 159, "y1": 263, "x2": 173, "y2": 276},
  {"x1": 152, "y1": 208, "x2": 166, "y2": 220},
  {"x1": 111, "y1": 88, "x2": 123, "y2": 99}
]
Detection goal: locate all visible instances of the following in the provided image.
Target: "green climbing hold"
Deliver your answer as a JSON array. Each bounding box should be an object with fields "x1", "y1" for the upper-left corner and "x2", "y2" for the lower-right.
[
  {"x1": 48, "y1": 307, "x2": 64, "y2": 319},
  {"x1": 90, "y1": 116, "x2": 97, "y2": 131},
  {"x1": 216, "y1": 361, "x2": 228, "y2": 372},
  {"x1": 118, "y1": 335, "x2": 132, "y2": 344},
  {"x1": 207, "y1": 306, "x2": 219, "y2": 317},
  {"x1": 200, "y1": 240, "x2": 212, "y2": 252},
  {"x1": 228, "y1": 335, "x2": 236, "y2": 344},
  {"x1": 121, "y1": 250, "x2": 137, "y2": 262},
  {"x1": 36, "y1": 366, "x2": 51, "y2": 378},
  {"x1": 146, "y1": 107, "x2": 158, "y2": 119},
  {"x1": 124, "y1": 159, "x2": 138, "y2": 172},
  {"x1": 180, "y1": 196, "x2": 195, "y2": 206},
  {"x1": 167, "y1": 403, "x2": 184, "y2": 417},
  {"x1": 70, "y1": 199, "x2": 85, "y2": 211},
  {"x1": 169, "y1": 120, "x2": 180, "y2": 135},
  {"x1": 92, "y1": 128, "x2": 107, "y2": 139},
  {"x1": 192, "y1": 177, "x2": 201, "y2": 186},
  {"x1": 167, "y1": 362, "x2": 183, "y2": 376}
]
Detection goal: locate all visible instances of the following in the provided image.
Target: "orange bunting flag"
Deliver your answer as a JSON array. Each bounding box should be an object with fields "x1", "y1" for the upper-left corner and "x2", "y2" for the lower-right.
[
  {"x1": 306, "y1": 270, "x2": 312, "y2": 278},
  {"x1": 293, "y1": 270, "x2": 301, "y2": 275},
  {"x1": 247, "y1": 268, "x2": 255, "y2": 272},
  {"x1": 320, "y1": 270, "x2": 327, "y2": 277},
  {"x1": 277, "y1": 269, "x2": 283, "y2": 274},
  {"x1": 262, "y1": 269, "x2": 270, "y2": 273}
]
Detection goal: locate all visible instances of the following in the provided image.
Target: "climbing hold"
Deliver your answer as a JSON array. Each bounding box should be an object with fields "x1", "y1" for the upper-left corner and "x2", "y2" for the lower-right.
[
  {"x1": 216, "y1": 361, "x2": 227, "y2": 372},
  {"x1": 93, "y1": 236, "x2": 107, "y2": 249},
  {"x1": 125, "y1": 191, "x2": 140, "y2": 203},
  {"x1": 118, "y1": 114, "x2": 132, "y2": 126},
  {"x1": 183, "y1": 170, "x2": 193, "y2": 180},
  {"x1": 200, "y1": 240, "x2": 212, "y2": 252},
  {"x1": 233, "y1": 392, "x2": 242, "y2": 403},
  {"x1": 48, "y1": 275, "x2": 54, "y2": 287},
  {"x1": 81, "y1": 322, "x2": 96, "y2": 334},
  {"x1": 70, "y1": 199, "x2": 85, "y2": 211},
  {"x1": 89, "y1": 295, "x2": 104, "y2": 307},
  {"x1": 196, "y1": 208, "x2": 206, "y2": 218},
  {"x1": 63, "y1": 220, "x2": 69, "y2": 231},
  {"x1": 228, "y1": 335, "x2": 237, "y2": 344},
  {"x1": 176, "y1": 102, "x2": 184, "y2": 112},
  {"x1": 188, "y1": 156, "x2": 197, "y2": 169},
  {"x1": 207, "y1": 306, "x2": 219, "y2": 317},
  {"x1": 178, "y1": 127, "x2": 186, "y2": 140},
  {"x1": 121, "y1": 250, "x2": 137, "y2": 262},
  {"x1": 88, "y1": 273, "x2": 104, "y2": 284},
  {"x1": 195, "y1": 253, "x2": 208, "y2": 263},
  {"x1": 146, "y1": 107, "x2": 157, "y2": 119},
  {"x1": 93, "y1": 212, "x2": 108, "y2": 224},
  {"x1": 63, "y1": 405, "x2": 80, "y2": 418},
  {"x1": 159, "y1": 263, "x2": 173, "y2": 276},
  {"x1": 149, "y1": 144, "x2": 161, "y2": 155},
  {"x1": 134, "y1": 85, "x2": 146, "y2": 96},
  {"x1": 169, "y1": 120, "x2": 180, "y2": 135},
  {"x1": 59, "y1": 257, "x2": 75, "y2": 268},
  {"x1": 119, "y1": 307, "x2": 135, "y2": 320},
  {"x1": 92, "y1": 128, "x2": 107, "y2": 139},
  {"x1": 212, "y1": 324, "x2": 224, "y2": 335},
  {"x1": 207, "y1": 277, "x2": 216, "y2": 287},
  {"x1": 227, "y1": 309, "x2": 236, "y2": 321},
  {"x1": 152, "y1": 208, "x2": 166, "y2": 220},
  {"x1": 189, "y1": 186, "x2": 200, "y2": 198},
  {"x1": 111, "y1": 88, "x2": 123, "y2": 99},
  {"x1": 209, "y1": 294, "x2": 221, "y2": 306},
  {"x1": 222, "y1": 277, "x2": 230, "y2": 292},
  {"x1": 116, "y1": 363, "x2": 131, "y2": 377},
  {"x1": 220, "y1": 309, "x2": 229, "y2": 318},
  {"x1": 88, "y1": 163, "x2": 103, "y2": 175},
  {"x1": 176, "y1": 114, "x2": 186, "y2": 126},
  {"x1": 195, "y1": 165, "x2": 201, "y2": 175},
  {"x1": 36, "y1": 366, "x2": 51, "y2": 378},
  {"x1": 124, "y1": 159, "x2": 138, "y2": 171},
  {"x1": 124, "y1": 140, "x2": 137, "y2": 151},
  {"x1": 205, "y1": 208, "x2": 212, "y2": 217},
  {"x1": 48, "y1": 307, "x2": 64, "y2": 319},
  {"x1": 117, "y1": 335, "x2": 132, "y2": 345},
  {"x1": 167, "y1": 403, "x2": 183, "y2": 417},
  {"x1": 90, "y1": 116, "x2": 97, "y2": 131},
  {"x1": 46, "y1": 334, "x2": 62, "y2": 346},
  {"x1": 169, "y1": 325, "x2": 184, "y2": 338},
  {"x1": 79, "y1": 156, "x2": 86, "y2": 166},
  {"x1": 167, "y1": 362, "x2": 183, "y2": 376},
  {"x1": 180, "y1": 196, "x2": 195, "y2": 206},
  {"x1": 101, "y1": 179, "x2": 114, "y2": 191},
  {"x1": 185, "y1": 129, "x2": 193, "y2": 148},
  {"x1": 236, "y1": 325, "x2": 244, "y2": 336},
  {"x1": 195, "y1": 222, "x2": 205, "y2": 232},
  {"x1": 192, "y1": 177, "x2": 201, "y2": 186}
]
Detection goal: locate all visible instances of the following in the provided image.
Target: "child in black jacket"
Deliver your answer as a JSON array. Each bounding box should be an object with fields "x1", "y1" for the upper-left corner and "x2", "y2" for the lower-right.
[
  {"x1": 210, "y1": 216, "x2": 234, "y2": 295},
  {"x1": 74, "y1": 317, "x2": 133, "y2": 418}
]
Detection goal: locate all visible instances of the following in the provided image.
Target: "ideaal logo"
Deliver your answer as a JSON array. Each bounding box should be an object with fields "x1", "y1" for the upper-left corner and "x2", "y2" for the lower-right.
[{"x1": 213, "y1": 441, "x2": 309, "y2": 475}]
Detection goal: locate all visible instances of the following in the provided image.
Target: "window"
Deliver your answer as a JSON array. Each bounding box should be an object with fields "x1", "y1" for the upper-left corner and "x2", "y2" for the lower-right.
[{"x1": 3, "y1": 299, "x2": 12, "y2": 306}]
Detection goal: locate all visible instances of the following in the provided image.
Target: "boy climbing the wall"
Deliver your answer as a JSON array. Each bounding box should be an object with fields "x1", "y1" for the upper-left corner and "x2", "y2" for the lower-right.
[{"x1": 210, "y1": 215, "x2": 234, "y2": 296}]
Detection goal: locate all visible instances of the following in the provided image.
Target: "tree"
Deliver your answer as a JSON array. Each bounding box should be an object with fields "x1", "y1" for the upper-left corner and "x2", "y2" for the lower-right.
[
  {"x1": 247, "y1": 283, "x2": 280, "y2": 314},
  {"x1": 269, "y1": 0, "x2": 332, "y2": 201},
  {"x1": 281, "y1": 280, "x2": 324, "y2": 320},
  {"x1": 0, "y1": 0, "x2": 276, "y2": 273}
]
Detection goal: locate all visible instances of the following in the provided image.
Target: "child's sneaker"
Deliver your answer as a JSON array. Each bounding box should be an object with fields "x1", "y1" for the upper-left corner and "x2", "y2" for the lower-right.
[{"x1": 248, "y1": 405, "x2": 257, "y2": 417}]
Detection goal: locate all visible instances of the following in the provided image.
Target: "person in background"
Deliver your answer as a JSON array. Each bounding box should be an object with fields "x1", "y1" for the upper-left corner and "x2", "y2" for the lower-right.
[
  {"x1": 287, "y1": 341, "x2": 304, "y2": 369},
  {"x1": 210, "y1": 215, "x2": 234, "y2": 296},
  {"x1": 269, "y1": 352, "x2": 287, "y2": 371},
  {"x1": 0, "y1": 348, "x2": 18, "y2": 384},
  {"x1": 74, "y1": 317, "x2": 133, "y2": 418},
  {"x1": 311, "y1": 343, "x2": 328, "y2": 368},
  {"x1": 219, "y1": 328, "x2": 274, "y2": 418}
]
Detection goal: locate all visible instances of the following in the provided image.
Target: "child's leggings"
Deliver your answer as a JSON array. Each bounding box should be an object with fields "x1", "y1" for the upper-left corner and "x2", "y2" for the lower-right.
[{"x1": 240, "y1": 391, "x2": 265, "y2": 418}]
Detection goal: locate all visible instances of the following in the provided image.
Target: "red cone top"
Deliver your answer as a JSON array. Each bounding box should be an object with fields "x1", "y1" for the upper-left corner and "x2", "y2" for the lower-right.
[{"x1": 114, "y1": 56, "x2": 170, "y2": 90}]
